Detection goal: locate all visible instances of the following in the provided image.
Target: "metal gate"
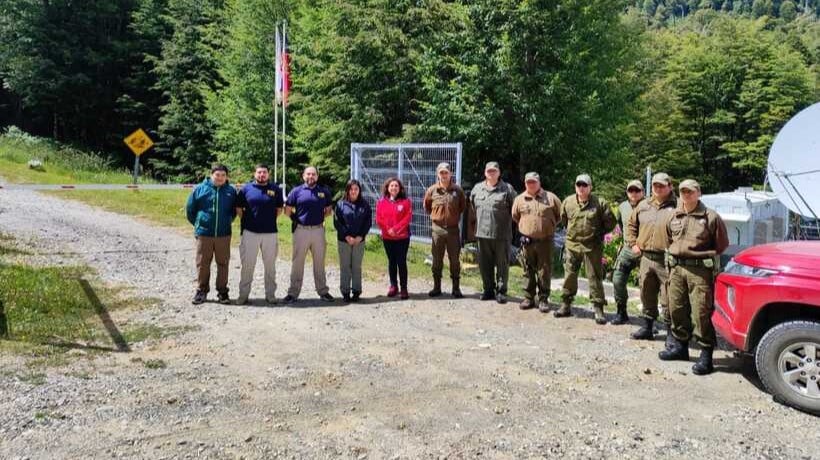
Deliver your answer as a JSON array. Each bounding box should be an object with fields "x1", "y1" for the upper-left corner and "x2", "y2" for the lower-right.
[{"x1": 351, "y1": 143, "x2": 463, "y2": 243}]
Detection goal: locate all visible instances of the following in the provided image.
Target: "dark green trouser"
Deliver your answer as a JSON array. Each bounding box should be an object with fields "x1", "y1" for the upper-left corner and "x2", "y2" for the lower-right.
[
  {"x1": 638, "y1": 254, "x2": 670, "y2": 324},
  {"x1": 477, "y1": 237, "x2": 510, "y2": 294},
  {"x1": 562, "y1": 245, "x2": 606, "y2": 305},
  {"x1": 431, "y1": 226, "x2": 461, "y2": 279},
  {"x1": 668, "y1": 264, "x2": 716, "y2": 347},
  {"x1": 613, "y1": 247, "x2": 640, "y2": 306},
  {"x1": 521, "y1": 238, "x2": 553, "y2": 301}
]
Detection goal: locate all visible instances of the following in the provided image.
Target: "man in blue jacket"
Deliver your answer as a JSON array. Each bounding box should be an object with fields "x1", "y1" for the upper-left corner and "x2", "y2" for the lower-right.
[
  {"x1": 186, "y1": 164, "x2": 237, "y2": 304},
  {"x1": 235, "y1": 164, "x2": 283, "y2": 304}
]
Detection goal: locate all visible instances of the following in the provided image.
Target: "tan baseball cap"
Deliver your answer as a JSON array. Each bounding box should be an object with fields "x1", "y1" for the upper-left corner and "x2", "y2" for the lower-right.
[
  {"x1": 651, "y1": 172, "x2": 671, "y2": 185},
  {"x1": 626, "y1": 180, "x2": 644, "y2": 191},
  {"x1": 485, "y1": 161, "x2": 500, "y2": 171},
  {"x1": 679, "y1": 179, "x2": 701, "y2": 192},
  {"x1": 575, "y1": 174, "x2": 592, "y2": 186},
  {"x1": 436, "y1": 162, "x2": 451, "y2": 173},
  {"x1": 524, "y1": 172, "x2": 540, "y2": 182}
]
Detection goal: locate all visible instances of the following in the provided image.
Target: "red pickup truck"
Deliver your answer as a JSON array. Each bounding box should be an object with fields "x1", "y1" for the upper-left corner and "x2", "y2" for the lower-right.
[{"x1": 714, "y1": 241, "x2": 820, "y2": 415}]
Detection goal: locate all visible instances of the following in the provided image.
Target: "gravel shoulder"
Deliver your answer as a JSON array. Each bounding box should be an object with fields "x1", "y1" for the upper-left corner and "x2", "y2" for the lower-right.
[{"x1": 0, "y1": 187, "x2": 818, "y2": 460}]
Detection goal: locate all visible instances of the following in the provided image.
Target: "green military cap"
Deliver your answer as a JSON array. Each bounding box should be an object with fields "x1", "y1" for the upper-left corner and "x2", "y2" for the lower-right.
[
  {"x1": 651, "y1": 172, "x2": 671, "y2": 185},
  {"x1": 626, "y1": 179, "x2": 644, "y2": 191},
  {"x1": 524, "y1": 172, "x2": 540, "y2": 182},
  {"x1": 436, "y1": 162, "x2": 451, "y2": 173},
  {"x1": 485, "y1": 161, "x2": 500, "y2": 171},
  {"x1": 679, "y1": 179, "x2": 701, "y2": 192},
  {"x1": 575, "y1": 174, "x2": 592, "y2": 186}
]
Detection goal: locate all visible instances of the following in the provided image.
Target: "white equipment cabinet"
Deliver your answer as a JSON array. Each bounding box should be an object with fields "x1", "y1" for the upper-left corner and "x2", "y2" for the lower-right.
[{"x1": 700, "y1": 188, "x2": 789, "y2": 256}]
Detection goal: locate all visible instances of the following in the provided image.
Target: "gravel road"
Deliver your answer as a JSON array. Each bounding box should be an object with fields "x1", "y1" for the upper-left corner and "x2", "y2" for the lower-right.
[{"x1": 0, "y1": 187, "x2": 818, "y2": 459}]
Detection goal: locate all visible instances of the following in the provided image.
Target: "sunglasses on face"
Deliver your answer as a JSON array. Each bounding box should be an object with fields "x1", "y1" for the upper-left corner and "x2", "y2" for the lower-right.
[
  {"x1": 575, "y1": 183, "x2": 589, "y2": 187},
  {"x1": 627, "y1": 188, "x2": 642, "y2": 193}
]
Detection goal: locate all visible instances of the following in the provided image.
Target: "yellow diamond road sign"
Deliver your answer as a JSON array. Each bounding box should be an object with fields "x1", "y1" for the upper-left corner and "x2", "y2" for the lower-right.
[{"x1": 124, "y1": 129, "x2": 154, "y2": 156}]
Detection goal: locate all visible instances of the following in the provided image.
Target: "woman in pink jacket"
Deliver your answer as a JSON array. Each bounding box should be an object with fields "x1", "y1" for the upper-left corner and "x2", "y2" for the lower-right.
[{"x1": 375, "y1": 177, "x2": 412, "y2": 299}]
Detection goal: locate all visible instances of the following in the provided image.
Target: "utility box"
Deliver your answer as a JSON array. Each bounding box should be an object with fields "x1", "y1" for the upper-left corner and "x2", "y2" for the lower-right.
[{"x1": 700, "y1": 188, "x2": 789, "y2": 257}]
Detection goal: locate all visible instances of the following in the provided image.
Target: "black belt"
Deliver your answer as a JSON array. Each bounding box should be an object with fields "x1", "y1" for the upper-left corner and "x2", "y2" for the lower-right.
[
  {"x1": 670, "y1": 256, "x2": 709, "y2": 267},
  {"x1": 642, "y1": 251, "x2": 665, "y2": 261}
]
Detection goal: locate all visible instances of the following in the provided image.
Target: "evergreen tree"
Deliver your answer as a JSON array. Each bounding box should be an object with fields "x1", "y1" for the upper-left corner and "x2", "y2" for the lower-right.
[
  {"x1": 207, "y1": 0, "x2": 288, "y2": 180},
  {"x1": 0, "y1": 0, "x2": 140, "y2": 154},
  {"x1": 151, "y1": 0, "x2": 224, "y2": 182}
]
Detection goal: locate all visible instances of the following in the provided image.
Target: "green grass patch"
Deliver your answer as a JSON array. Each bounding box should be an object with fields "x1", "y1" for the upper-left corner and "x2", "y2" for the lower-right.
[
  {"x1": 0, "y1": 260, "x2": 139, "y2": 351},
  {"x1": 0, "y1": 131, "x2": 141, "y2": 185}
]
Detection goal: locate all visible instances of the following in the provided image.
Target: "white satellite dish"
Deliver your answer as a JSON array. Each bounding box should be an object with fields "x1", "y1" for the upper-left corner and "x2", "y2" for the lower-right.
[{"x1": 767, "y1": 102, "x2": 820, "y2": 219}]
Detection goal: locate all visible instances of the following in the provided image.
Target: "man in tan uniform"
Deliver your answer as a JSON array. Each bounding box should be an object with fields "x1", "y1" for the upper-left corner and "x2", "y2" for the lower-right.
[
  {"x1": 627, "y1": 172, "x2": 677, "y2": 342},
  {"x1": 424, "y1": 162, "x2": 467, "y2": 298},
  {"x1": 558, "y1": 174, "x2": 616, "y2": 324},
  {"x1": 511, "y1": 172, "x2": 561, "y2": 311},
  {"x1": 658, "y1": 179, "x2": 729, "y2": 375}
]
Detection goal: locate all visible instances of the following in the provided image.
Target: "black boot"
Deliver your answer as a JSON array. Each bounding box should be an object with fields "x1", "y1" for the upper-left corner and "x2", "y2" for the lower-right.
[
  {"x1": 630, "y1": 317, "x2": 654, "y2": 340},
  {"x1": 428, "y1": 276, "x2": 442, "y2": 297},
  {"x1": 658, "y1": 337, "x2": 690, "y2": 361},
  {"x1": 451, "y1": 277, "x2": 463, "y2": 299},
  {"x1": 664, "y1": 330, "x2": 676, "y2": 351},
  {"x1": 593, "y1": 304, "x2": 607, "y2": 325},
  {"x1": 692, "y1": 348, "x2": 714, "y2": 375},
  {"x1": 611, "y1": 303, "x2": 629, "y2": 325}
]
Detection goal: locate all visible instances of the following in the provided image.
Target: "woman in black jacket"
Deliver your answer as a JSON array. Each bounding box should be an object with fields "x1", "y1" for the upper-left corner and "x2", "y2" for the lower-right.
[{"x1": 333, "y1": 179, "x2": 372, "y2": 302}]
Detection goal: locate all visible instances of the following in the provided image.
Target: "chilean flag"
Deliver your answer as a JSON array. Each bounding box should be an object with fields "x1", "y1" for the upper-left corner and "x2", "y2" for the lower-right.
[{"x1": 275, "y1": 25, "x2": 290, "y2": 107}]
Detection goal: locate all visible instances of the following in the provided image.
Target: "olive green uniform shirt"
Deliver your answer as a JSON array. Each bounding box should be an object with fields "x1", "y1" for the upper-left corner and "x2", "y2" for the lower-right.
[{"x1": 560, "y1": 194, "x2": 616, "y2": 252}]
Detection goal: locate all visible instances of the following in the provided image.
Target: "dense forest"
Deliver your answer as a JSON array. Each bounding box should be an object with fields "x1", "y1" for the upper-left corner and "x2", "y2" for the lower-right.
[{"x1": 0, "y1": 0, "x2": 818, "y2": 197}]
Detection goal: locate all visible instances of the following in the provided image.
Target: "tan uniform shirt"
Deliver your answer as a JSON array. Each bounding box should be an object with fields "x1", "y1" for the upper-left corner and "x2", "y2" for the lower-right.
[
  {"x1": 627, "y1": 195, "x2": 677, "y2": 252},
  {"x1": 666, "y1": 201, "x2": 729, "y2": 259},
  {"x1": 511, "y1": 189, "x2": 561, "y2": 239},
  {"x1": 423, "y1": 182, "x2": 466, "y2": 228}
]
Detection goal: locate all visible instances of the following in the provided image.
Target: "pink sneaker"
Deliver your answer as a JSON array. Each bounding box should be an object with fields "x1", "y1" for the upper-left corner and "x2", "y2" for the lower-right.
[
  {"x1": 387, "y1": 285, "x2": 398, "y2": 297},
  {"x1": 400, "y1": 289, "x2": 409, "y2": 300}
]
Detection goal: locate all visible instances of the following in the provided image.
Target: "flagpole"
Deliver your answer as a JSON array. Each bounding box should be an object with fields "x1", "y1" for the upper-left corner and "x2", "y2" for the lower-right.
[
  {"x1": 282, "y1": 19, "x2": 287, "y2": 189},
  {"x1": 274, "y1": 25, "x2": 280, "y2": 185}
]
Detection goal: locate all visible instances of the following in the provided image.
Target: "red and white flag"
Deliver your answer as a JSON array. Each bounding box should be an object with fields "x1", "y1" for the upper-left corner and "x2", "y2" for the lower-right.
[{"x1": 275, "y1": 24, "x2": 290, "y2": 107}]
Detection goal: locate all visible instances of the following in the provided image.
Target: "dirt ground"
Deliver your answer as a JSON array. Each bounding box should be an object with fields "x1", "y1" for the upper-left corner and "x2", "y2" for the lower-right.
[{"x1": 0, "y1": 188, "x2": 818, "y2": 459}]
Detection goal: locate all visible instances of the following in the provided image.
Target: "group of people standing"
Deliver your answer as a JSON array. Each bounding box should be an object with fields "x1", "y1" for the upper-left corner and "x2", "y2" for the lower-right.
[{"x1": 186, "y1": 161, "x2": 729, "y2": 375}]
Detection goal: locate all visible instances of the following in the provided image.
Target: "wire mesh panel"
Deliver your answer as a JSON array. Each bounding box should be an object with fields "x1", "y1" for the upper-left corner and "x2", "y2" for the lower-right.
[{"x1": 351, "y1": 143, "x2": 462, "y2": 243}]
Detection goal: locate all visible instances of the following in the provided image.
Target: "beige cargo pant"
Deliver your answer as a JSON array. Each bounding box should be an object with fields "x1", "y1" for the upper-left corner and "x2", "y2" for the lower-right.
[
  {"x1": 237, "y1": 230, "x2": 279, "y2": 302},
  {"x1": 287, "y1": 226, "x2": 329, "y2": 298}
]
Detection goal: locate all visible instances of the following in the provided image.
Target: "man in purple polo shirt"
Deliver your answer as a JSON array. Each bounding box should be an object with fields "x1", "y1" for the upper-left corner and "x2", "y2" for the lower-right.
[
  {"x1": 282, "y1": 166, "x2": 334, "y2": 303},
  {"x1": 235, "y1": 164, "x2": 284, "y2": 305}
]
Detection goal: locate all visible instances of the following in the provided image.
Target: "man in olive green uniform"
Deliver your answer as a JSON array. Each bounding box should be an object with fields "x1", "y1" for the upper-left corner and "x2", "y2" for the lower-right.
[
  {"x1": 511, "y1": 172, "x2": 561, "y2": 311},
  {"x1": 470, "y1": 161, "x2": 517, "y2": 304},
  {"x1": 658, "y1": 179, "x2": 729, "y2": 375},
  {"x1": 627, "y1": 172, "x2": 677, "y2": 342},
  {"x1": 558, "y1": 174, "x2": 616, "y2": 324},
  {"x1": 424, "y1": 162, "x2": 467, "y2": 298},
  {"x1": 611, "y1": 180, "x2": 645, "y2": 325}
]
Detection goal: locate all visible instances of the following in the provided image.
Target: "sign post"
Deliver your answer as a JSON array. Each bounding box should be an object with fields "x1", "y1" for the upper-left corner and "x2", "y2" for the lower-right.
[{"x1": 123, "y1": 129, "x2": 154, "y2": 184}]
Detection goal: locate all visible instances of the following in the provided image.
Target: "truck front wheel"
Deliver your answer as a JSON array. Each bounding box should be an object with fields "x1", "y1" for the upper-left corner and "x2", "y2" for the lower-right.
[{"x1": 755, "y1": 320, "x2": 820, "y2": 415}]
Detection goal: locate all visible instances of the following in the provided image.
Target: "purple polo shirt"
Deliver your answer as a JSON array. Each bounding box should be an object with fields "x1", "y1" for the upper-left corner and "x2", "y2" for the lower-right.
[{"x1": 285, "y1": 183, "x2": 332, "y2": 226}]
